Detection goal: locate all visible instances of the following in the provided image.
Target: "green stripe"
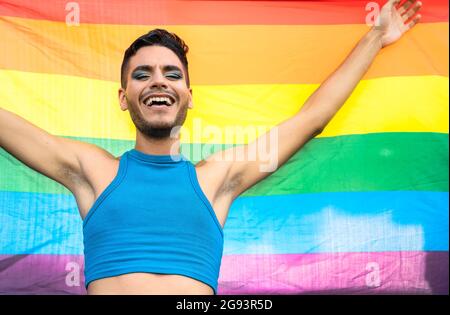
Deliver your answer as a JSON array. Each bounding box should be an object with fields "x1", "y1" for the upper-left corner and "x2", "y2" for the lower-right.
[
  {"x1": 246, "y1": 132, "x2": 449, "y2": 196},
  {"x1": 0, "y1": 132, "x2": 448, "y2": 195}
]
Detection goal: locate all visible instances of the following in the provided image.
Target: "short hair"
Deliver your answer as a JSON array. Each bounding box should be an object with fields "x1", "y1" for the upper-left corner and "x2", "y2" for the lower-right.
[{"x1": 120, "y1": 29, "x2": 190, "y2": 89}]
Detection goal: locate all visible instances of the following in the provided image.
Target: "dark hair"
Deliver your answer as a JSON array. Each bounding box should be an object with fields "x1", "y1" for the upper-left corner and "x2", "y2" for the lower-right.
[{"x1": 120, "y1": 29, "x2": 190, "y2": 88}]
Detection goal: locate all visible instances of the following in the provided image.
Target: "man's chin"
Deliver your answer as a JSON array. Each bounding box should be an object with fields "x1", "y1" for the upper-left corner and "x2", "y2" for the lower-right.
[
  {"x1": 136, "y1": 121, "x2": 179, "y2": 139},
  {"x1": 146, "y1": 120, "x2": 177, "y2": 131},
  {"x1": 129, "y1": 105, "x2": 187, "y2": 139}
]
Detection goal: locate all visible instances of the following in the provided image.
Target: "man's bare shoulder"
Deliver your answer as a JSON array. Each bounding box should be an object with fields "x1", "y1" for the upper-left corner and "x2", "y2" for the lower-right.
[
  {"x1": 194, "y1": 154, "x2": 237, "y2": 227},
  {"x1": 194, "y1": 147, "x2": 243, "y2": 198},
  {"x1": 60, "y1": 138, "x2": 119, "y2": 191},
  {"x1": 61, "y1": 138, "x2": 118, "y2": 165},
  {"x1": 194, "y1": 154, "x2": 231, "y2": 189},
  {"x1": 61, "y1": 138, "x2": 122, "y2": 218}
]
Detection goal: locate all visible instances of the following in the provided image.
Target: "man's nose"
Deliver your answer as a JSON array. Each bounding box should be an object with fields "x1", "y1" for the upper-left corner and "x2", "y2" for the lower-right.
[{"x1": 150, "y1": 71, "x2": 168, "y2": 89}]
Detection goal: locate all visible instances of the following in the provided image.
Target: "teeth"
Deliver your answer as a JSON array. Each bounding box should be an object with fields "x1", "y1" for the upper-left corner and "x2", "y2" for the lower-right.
[{"x1": 145, "y1": 96, "x2": 173, "y2": 106}]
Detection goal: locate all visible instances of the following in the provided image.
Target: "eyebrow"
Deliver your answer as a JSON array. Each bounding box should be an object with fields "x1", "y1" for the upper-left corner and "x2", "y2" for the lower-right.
[{"x1": 131, "y1": 65, "x2": 183, "y2": 74}]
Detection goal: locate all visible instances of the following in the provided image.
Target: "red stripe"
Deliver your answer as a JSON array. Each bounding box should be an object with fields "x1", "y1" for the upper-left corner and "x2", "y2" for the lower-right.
[{"x1": 0, "y1": 0, "x2": 447, "y2": 25}]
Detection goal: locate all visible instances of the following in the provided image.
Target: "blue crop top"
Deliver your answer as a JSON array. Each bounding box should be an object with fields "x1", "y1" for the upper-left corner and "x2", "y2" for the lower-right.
[{"x1": 82, "y1": 149, "x2": 224, "y2": 294}]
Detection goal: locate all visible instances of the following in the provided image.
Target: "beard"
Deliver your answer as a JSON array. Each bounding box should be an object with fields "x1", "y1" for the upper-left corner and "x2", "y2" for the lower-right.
[{"x1": 127, "y1": 99, "x2": 188, "y2": 139}]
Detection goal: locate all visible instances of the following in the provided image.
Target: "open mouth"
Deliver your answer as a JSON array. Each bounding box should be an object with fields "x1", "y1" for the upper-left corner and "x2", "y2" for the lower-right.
[{"x1": 143, "y1": 95, "x2": 175, "y2": 107}]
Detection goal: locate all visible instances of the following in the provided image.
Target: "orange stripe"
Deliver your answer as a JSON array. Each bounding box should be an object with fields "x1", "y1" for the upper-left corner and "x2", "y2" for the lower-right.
[
  {"x1": 0, "y1": 0, "x2": 447, "y2": 25},
  {"x1": 0, "y1": 16, "x2": 447, "y2": 85}
]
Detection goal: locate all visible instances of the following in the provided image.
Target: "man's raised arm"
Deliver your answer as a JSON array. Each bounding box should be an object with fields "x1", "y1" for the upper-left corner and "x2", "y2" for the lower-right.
[
  {"x1": 0, "y1": 107, "x2": 107, "y2": 195},
  {"x1": 204, "y1": 0, "x2": 422, "y2": 200}
]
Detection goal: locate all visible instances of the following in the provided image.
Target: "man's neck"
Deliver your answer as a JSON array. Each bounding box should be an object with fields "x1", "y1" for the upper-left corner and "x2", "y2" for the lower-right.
[{"x1": 134, "y1": 131, "x2": 181, "y2": 155}]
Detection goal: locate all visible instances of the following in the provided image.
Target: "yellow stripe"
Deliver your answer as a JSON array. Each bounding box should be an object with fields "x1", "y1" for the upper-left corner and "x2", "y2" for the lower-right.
[
  {"x1": 0, "y1": 16, "x2": 447, "y2": 84},
  {"x1": 1, "y1": 70, "x2": 448, "y2": 143}
]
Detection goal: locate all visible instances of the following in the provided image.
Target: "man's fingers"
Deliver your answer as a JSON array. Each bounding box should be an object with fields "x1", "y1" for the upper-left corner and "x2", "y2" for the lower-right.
[
  {"x1": 402, "y1": 1, "x2": 422, "y2": 22},
  {"x1": 388, "y1": 0, "x2": 402, "y2": 10},
  {"x1": 405, "y1": 14, "x2": 422, "y2": 30},
  {"x1": 397, "y1": 0, "x2": 415, "y2": 15},
  {"x1": 389, "y1": 0, "x2": 402, "y2": 5}
]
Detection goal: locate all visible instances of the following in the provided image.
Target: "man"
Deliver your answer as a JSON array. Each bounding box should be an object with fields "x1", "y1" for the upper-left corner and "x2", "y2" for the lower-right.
[{"x1": 0, "y1": 0, "x2": 421, "y2": 295}]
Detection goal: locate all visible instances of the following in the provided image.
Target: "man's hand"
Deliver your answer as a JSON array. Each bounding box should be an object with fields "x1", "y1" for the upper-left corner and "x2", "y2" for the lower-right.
[
  {"x1": 199, "y1": 0, "x2": 424, "y2": 221},
  {"x1": 375, "y1": 0, "x2": 422, "y2": 47}
]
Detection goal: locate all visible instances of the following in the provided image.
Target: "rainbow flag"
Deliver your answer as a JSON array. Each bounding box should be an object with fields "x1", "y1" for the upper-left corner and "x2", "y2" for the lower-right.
[{"x1": 0, "y1": 0, "x2": 448, "y2": 294}]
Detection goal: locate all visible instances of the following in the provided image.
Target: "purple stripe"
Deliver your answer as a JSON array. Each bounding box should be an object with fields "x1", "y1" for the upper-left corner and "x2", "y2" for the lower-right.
[
  {"x1": 0, "y1": 254, "x2": 86, "y2": 295},
  {"x1": 218, "y1": 252, "x2": 449, "y2": 295},
  {"x1": 0, "y1": 252, "x2": 448, "y2": 294}
]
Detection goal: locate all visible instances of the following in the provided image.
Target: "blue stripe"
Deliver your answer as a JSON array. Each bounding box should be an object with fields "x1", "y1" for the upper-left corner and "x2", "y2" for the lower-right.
[
  {"x1": 225, "y1": 191, "x2": 449, "y2": 254},
  {"x1": 0, "y1": 192, "x2": 82, "y2": 255},
  {"x1": 0, "y1": 191, "x2": 448, "y2": 255}
]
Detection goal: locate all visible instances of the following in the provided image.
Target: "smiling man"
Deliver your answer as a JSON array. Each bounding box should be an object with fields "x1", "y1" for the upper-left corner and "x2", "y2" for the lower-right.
[
  {"x1": 120, "y1": 43, "x2": 192, "y2": 141},
  {"x1": 0, "y1": 0, "x2": 421, "y2": 295}
]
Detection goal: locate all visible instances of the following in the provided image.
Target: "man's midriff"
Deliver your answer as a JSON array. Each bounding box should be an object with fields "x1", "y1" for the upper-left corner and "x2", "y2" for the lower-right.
[{"x1": 87, "y1": 272, "x2": 214, "y2": 295}]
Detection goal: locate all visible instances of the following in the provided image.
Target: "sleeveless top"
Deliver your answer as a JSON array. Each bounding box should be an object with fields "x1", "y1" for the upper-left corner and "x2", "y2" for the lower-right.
[{"x1": 82, "y1": 149, "x2": 224, "y2": 294}]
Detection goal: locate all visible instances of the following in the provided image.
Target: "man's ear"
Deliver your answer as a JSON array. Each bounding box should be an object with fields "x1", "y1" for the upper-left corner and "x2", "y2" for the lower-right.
[
  {"x1": 118, "y1": 88, "x2": 128, "y2": 111},
  {"x1": 188, "y1": 88, "x2": 193, "y2": 109}
]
